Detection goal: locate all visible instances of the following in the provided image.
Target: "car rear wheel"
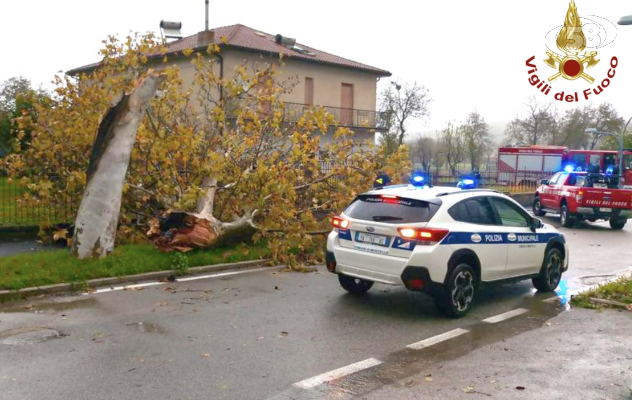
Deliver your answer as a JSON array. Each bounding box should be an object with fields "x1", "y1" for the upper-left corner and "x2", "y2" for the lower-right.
[
  {"x1": 609, "y1": 217, "x2": 627, "y2": 230},
  {"x1": 338, "y1": 274, "x2": 374, "y2": 294},
  {"x1": 532, "y1": 248, "x2": 563, "y2": 292},
  {"x1": 532, "y1": 197, "x2": 546, "y2": 216},
  {"x1": 560, "y1": 205, "x2": 574, "y2": 228},
  {"x1": 435, "y1": 264, "x2": 476, "y2": 318}
]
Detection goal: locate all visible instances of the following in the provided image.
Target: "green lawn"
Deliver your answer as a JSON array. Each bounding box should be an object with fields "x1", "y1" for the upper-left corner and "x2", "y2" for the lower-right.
[
  {"x1": 0, "y1": 242, "x2": 271, "y2": 291},
  {"x1": 571, "y1": 276, "x2": 632, "y2": 309}
]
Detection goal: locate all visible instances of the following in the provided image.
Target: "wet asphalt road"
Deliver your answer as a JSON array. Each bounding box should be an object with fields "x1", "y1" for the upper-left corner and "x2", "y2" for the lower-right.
[{"x1": 0, "y1": 214, "x2": 630, "y2": 400}]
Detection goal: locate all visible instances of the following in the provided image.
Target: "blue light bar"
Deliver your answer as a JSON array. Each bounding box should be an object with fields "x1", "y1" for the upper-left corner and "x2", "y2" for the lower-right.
[
  {"x1": 462, "y1": 179, "x2": 475, "y2": 186},
  {"x1": 412, "y1": 175, "x2": 424, "y2": 183},
  {"x1": 564, "y1": 165, "x2": 574, "y2": 173}
]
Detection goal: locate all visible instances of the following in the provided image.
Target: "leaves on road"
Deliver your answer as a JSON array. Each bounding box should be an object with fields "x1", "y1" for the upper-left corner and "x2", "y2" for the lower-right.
[
  {"x1": 278, "y1": 331, "x2": 289, "y2": 337},
  {"x1": 201, "y1": 353, "x2": 211, "y2": 358}
]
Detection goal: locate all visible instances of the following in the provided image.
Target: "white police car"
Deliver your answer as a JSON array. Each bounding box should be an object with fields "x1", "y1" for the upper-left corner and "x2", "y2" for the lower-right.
[{"x1": 326, "y1": 183, "x2": 569, "y2": 318}]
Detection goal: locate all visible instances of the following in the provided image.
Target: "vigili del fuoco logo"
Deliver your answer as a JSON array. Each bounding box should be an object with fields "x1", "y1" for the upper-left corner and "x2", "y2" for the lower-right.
[{"x1": 525, "y1": 0, "x2": 618, "y2": 103}]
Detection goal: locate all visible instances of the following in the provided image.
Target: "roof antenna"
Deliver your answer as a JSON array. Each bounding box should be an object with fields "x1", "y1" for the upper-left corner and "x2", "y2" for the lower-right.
[{"x1": 205, "y1": 0, "x2": 209, "y2": 31}]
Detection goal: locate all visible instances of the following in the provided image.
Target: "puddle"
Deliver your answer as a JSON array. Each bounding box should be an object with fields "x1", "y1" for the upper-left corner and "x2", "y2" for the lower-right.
[
  {"x1": 126, "y1": 322, "x2": 163, "y2": 333},
  {"x1": 0, "y1": 297, "x2": 99, "y2": 314},
  {"x1": 0, "y1": 327, "x2": 64, "y2": 346}
]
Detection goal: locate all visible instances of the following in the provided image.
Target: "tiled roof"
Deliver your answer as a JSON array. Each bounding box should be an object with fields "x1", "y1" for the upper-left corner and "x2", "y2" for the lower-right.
[{"x1": 67, "y1": 24, "x2": 391, "y2": 77}]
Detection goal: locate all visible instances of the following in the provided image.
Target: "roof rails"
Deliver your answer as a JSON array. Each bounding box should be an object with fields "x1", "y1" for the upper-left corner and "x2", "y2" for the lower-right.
[{"x1": 436, "y1": 189, "x2": 500, "y2": 197}]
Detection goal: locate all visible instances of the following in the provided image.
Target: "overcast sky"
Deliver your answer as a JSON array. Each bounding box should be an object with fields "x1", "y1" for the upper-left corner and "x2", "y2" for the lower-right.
[{"x1": 2, "y1": 0, "x2": 632, "y2": 137}]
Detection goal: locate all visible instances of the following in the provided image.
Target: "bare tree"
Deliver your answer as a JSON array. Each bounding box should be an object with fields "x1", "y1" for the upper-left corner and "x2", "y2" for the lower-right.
[
  {"x1": 409, "y1": 136, "x2": 437, "y2": 172},
  {"x1": 439, "y1": 122, "x2": 466, "y2": 177},
  {"x1": 379, "y1": 81, "x2": 432, "y2": 149},
  {"x1": 462, "y1": 111, "x2": 491, "y2": 171},
  {"x1": 504, "y1": 96, "x2": 558, "y2": 146}
]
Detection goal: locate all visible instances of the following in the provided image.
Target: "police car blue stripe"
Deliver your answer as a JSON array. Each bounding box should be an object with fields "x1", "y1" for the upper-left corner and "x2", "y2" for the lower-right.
[{"x1": 440, "y1": 232, "x2": 562, "y2": 245}]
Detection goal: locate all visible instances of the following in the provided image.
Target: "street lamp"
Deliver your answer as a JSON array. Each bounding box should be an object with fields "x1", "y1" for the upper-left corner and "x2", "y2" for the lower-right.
[{"x1": 585, "y1": 127, "x2": 625, "y2": 187}]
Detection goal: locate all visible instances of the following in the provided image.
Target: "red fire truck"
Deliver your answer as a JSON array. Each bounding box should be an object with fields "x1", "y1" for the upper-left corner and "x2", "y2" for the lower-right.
[{"x1": 497, "y1": 146, "x2": 632, "y2": 187}]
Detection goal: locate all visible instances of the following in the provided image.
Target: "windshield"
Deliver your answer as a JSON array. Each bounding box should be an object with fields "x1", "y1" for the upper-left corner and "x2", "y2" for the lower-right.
[{"x1": 343, "y1": 195, "x2": 440, "y2": 224}]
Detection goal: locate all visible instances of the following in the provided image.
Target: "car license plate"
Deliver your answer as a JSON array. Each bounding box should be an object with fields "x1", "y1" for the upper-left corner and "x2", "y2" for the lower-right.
[
  {"x1": 599, "y1": 207, "x2": 612, "y2": 213},
  {"x1": 356, "y1": 232, "x2": 389, "y2": 246}
]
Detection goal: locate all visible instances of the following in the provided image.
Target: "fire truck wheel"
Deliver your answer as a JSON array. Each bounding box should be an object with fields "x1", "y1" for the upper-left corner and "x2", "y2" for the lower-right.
[
  {"x1": 560, "y1": 205, "x2": 574, "y2": 228},
  {"x1": 609, "y1": 217, "x2": 627, "y2": 230},
  {"x1": 532, "y1": 197, "x2": 546, "y2": 217}
]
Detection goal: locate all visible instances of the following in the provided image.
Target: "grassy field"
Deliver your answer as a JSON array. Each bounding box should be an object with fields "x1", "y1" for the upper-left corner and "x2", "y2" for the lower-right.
[
  {"x1": 0, "y1": 241, "x2": 271, "y2": 291},
  {"x1": 571, "y1": 276, "x2": 632, "y2": 309}
]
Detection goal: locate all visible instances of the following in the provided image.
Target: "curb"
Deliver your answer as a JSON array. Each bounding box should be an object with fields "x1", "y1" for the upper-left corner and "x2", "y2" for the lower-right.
[{"x1": 0, "y1": 258, "x2": 273, "y2": 303}]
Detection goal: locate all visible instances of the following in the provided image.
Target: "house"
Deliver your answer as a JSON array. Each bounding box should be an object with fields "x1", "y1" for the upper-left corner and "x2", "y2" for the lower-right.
[{"x1": 68, "y1": 24, "x2": 392, "y2": 146}]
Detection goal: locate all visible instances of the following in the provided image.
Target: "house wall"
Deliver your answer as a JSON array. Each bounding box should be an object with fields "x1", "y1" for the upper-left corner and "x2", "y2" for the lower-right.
[
  {"x1": 163, "y1": 49, "x2": 379, "y2": 146},
  {"x1": 172, "y1": 48, "x2": 379, "y2": 112}
]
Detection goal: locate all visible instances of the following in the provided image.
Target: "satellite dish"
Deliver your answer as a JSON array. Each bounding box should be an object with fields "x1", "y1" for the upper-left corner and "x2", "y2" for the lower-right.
[{"x1": 160, "y1": 20, "x2": 183, "y2": 40}]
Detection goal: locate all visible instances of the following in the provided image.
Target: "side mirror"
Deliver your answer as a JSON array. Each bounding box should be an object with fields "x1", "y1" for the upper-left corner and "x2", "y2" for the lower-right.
[
  {"x1": 530, "y1": 218, "x2": 544, "y2": 232},
  {"x1": 541, "y1": 179, "x2": 549, "y2": 185}
]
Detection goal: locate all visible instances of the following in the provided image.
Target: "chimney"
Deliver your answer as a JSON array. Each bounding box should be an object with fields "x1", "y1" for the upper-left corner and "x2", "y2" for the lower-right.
[
  {"x1": 205, "y1": 0, "x2": 209, "y2": 31},
  {"x1": 197, "y1": 30, "x2": 215, "y2": 47}
]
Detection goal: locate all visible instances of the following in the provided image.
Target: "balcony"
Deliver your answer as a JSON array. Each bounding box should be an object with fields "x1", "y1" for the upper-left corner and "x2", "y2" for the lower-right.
[{"x1": 283, "y1": 102, "x2": 388, "y2": 130}]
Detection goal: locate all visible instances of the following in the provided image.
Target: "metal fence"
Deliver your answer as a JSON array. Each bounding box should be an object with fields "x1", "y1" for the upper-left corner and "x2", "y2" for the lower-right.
[
  {"x1": 283, "y1": 102, "x2": 388, "y2": 129},
  {"x1": 0, "y1": 178, "x2": 73, "y2": 227},
  {"x1": 432, "y1": 169, "x2": 555, "y2": 194}
]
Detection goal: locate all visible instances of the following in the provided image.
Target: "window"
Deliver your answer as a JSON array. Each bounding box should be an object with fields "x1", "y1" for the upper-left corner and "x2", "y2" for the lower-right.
[
  {"x1": 571, "y1": 153, "x2": 587, "y2": 171},
  {"x1": 603, "y1": 154, "x2": 616, "y2": 170},
  {"x1": 304, "y1": 77, "x2": 314, "y2": 105},
  {"x1": 344, "y1": 195, "x2": 440, "y2": 224},
  {"x1": 589, "y1": 154, "x2": 601, "y2": 171},
  {"x1": 567, "y1": 173, "x2": 585, "y2": 187},
  {"x1": 554, "y1": 173, "x2": 568, "y2": 186},
  {"x1": 490, "y1": 198, "x2": 530, "y2": 228},
  {"x1": 448, "y1": 197, "x2": 497, "y2": 225},
  {"x1": 547, "y1": 172, "x2": 561, "y2": 185}
]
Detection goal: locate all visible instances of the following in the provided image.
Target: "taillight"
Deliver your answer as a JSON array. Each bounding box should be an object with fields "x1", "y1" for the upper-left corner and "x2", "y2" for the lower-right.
[
  {"x1": 397, "y1": 227, "x2": 450, "y2": 245},
  {"x1": 332, "y1": 216, "x2": 349, "y2": 229},
  {"x1": 577, "y1": 190, "x2": 583, "y2": 203}
]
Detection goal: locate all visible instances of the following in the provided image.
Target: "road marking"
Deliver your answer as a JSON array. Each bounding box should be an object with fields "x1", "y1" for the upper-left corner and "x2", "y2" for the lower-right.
[
  {"x1": 293, "y1": 358, "x2": 382, "y2": 389},
  {"x1": 406, "y1": 328, "x2": 469, "y2": 350},
  {"x1": 482, "y1": 308, "x2": 529, "y2": 323},
  {"x1": 89, "y1": 267, "x2": 279, "y2": 295}
]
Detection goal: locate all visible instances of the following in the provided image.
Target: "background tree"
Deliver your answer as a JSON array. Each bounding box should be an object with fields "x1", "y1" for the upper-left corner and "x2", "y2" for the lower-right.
[
  {"x1": 504, "y1": 96, "x2": 557, "y2": 146},
  {"x1": 0, "y1": 77, "x2": 45, "y2": 155},
  {"x1": 556, "y1": 103, "x2": 624, "y2": 149},
  {"x1": 439, "y1": 121, "x2": 466, "y2": 177},
  {"x1": 409, "y1": 135, "x2": 436, "y2": 172},
  {"x1": 378, "y1": 81, "x2": 432, "y2": 150},
  {"x1": 462, "y1": 111, "x2": 491, "y2": 171}
]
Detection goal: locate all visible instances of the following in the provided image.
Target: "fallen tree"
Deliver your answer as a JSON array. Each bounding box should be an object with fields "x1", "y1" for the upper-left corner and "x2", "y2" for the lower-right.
[
  {"x1": 4, "y1": 33, "x2": 411, "y2": 267},
  {"x1": 73, "y1": 72, "x2": 165, "y2": 258}
]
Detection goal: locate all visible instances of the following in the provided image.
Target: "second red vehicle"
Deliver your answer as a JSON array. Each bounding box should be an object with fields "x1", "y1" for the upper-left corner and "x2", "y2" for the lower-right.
[{"x1": 534, "y1": 171, "x2": 632, "y2": 230}]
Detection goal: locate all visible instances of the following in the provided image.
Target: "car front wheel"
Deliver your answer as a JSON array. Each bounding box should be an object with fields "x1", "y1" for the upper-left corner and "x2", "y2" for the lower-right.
[
  {"x1": 532, "y1": 248, "x2": 563, "y2": 292},
  {"x1": 533, "y1": 197, "x2": 546, "y2": 216},
  {"x1": 436, "y1": 264, "x2": 476, "y2": 318},
  {"x1": 338, "y1": 274, "x2": 374, "y2": 294}
]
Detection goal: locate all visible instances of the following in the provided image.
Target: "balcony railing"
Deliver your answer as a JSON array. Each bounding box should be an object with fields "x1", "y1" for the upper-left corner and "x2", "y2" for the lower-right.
[{"x1": 283, "y1": 102, "x2": 388, "y2": 130}]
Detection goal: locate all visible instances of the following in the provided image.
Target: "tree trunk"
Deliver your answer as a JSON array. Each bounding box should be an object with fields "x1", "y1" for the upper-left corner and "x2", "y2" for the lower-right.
[{"x1": 72, "y1": 72, "x2": 164, "y2": 259}]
